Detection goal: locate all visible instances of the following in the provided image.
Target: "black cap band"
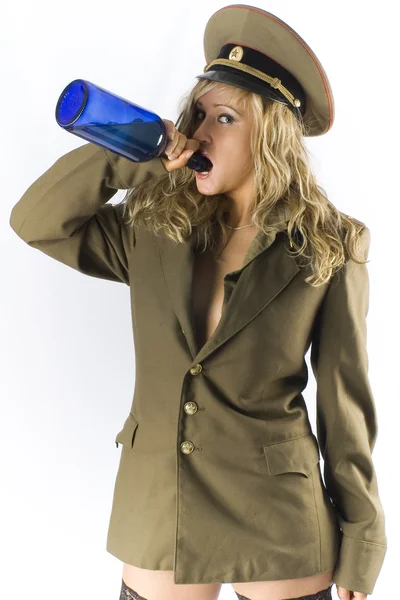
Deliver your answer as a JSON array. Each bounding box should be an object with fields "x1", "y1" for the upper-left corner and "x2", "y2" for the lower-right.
[{"x1": 198, "y1": 43, "x2": 306, "y2": 120}]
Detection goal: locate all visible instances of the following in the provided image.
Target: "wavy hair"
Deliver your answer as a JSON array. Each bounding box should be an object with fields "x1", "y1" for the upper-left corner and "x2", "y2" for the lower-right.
[{"x1": 117, "y1": 78, "x2": 368, "y2": 287}]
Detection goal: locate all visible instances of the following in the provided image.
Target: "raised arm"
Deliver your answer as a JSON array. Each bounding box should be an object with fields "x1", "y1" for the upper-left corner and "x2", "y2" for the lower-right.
[{"x1": 9, "y1": 143, "x2": 168, "y2": 285}]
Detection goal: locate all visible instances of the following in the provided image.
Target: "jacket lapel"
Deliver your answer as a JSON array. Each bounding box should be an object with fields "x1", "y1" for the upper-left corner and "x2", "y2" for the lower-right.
[{"x1": 156, "y1": 201, "x2": 300, "y2": 362}]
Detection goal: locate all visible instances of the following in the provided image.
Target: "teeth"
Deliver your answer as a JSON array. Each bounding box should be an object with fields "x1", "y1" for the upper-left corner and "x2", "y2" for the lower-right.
[{"x1": 200, "y1": 171, "x2": 209, "y2": 175}]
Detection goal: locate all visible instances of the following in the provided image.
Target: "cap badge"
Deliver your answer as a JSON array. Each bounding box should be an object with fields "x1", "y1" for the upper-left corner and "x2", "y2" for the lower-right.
[{"x1": 229, "y1": 46, "x2": 244, "y2": 62}]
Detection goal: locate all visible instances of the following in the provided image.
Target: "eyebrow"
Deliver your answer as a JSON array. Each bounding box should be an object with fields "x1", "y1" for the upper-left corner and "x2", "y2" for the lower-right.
[{"x1": 194, "y1": 100, "x2": 242, "y2": 116}]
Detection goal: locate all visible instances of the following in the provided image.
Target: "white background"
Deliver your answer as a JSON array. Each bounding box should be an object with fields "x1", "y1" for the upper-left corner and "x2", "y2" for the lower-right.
[{"x1": 1, "y1": 1, "x2": 398, "y2": 599}]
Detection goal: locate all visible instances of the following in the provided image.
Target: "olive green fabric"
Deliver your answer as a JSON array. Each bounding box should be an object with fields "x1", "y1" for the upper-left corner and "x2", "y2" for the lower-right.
[
  {"x1": 199, "y1": 5, "x2": 335, "y2": 136},
  {"x1": 9, "y1": 143, "x2": 387, "y2": 594}
]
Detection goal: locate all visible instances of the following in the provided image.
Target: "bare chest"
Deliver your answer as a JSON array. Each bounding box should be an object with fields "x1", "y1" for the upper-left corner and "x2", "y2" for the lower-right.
[{"x1": 191, "y1": 229, "x2": 259, "y2": 351}]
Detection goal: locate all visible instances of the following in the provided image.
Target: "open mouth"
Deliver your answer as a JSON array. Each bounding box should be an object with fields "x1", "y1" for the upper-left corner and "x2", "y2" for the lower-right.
[
  {"x1": 199, "y1": 152, "x2": 213, "y2": 174},
  {"x1": 196, "y1": 171, "x2": 212, "y2": 179}
]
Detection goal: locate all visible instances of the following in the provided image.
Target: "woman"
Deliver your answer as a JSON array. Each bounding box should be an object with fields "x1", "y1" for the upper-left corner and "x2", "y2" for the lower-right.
[{"x1": 9, "y1": 5, "x2": 387, "y2": 600}]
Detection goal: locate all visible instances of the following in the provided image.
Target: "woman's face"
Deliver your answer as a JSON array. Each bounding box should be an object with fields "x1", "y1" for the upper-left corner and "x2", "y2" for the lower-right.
[{"x1": 191, "y1": 86, "x2": 255, "y2": 203}]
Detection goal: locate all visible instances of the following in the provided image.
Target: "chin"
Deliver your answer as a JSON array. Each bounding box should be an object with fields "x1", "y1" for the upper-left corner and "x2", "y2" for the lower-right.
[
  {"x1": 195, "y1": 181, "x2": 217, "y2": 194},
  {"x1": 198, "y1": 188, "x2": 218, "y2": 196},
  {"x1": 195, "y1": 178, "x2": 226, "y2": 196}
]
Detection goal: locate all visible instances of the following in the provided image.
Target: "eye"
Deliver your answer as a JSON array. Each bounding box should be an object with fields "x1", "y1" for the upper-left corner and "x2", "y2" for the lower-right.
[
  {"x1": 193, "y1": 109, "x2": 235, "y2": 124},
  {"x1": 219, "y1": 114, "x2": 234, "y2": 124}
]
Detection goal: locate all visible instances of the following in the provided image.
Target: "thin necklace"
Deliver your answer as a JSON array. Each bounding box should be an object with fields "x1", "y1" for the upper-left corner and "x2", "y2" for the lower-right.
[{"x1": 225, "y1": 222, "x2": 256, "y2": 230}]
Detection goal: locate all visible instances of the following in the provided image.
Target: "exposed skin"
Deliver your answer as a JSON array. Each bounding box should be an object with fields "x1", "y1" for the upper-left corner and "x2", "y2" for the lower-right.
[
  {"x1": 161, "y1": 86, "x2": 257, "y2": 227},
  {"x1": 160, "y1": 89, "x2": 368, "y2": 600},
  {"x1": 160, "y1": 121, "x2": 199, "y2": 171}
]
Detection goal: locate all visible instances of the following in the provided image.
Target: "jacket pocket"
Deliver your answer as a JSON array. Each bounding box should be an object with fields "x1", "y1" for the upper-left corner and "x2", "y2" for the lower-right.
[
  {"x1": 115, "y1": 413, "x2": 139, "y2": 449},
  {"x1": 263, "y1": 432, "x2": 320, "y2": 477}
]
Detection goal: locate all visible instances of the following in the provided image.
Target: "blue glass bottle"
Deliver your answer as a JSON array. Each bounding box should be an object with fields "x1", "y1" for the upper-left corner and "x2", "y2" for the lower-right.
[{"x1": 55, "y1": 79, "x2": 212, "y2": 172}]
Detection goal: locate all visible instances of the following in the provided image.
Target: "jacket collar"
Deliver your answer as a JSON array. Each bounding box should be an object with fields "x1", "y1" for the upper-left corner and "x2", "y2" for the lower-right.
[
  {"x1": 239, "y1": 199, "x2": 292, "y2": 271},
  {"x1": 156, "y1": 199, "x2": 298, "y2": 363}
]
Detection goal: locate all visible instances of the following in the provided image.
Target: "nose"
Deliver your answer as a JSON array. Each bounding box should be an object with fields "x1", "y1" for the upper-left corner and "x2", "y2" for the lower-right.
[{"x1": 192, "y1": 115, "x2": 213, "y2": 144}]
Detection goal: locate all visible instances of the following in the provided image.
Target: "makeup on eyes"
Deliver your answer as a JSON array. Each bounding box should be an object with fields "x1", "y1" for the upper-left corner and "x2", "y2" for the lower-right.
[
  {"x1": 194, "y1": 110, "x2": 235, "y2": 124},
  {"x1": 195, "y1": 101, "x2": 242, "y2": 116}
]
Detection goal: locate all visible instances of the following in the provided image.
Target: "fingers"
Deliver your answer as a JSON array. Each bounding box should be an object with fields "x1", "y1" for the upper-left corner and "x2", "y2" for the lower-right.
[
  {"x1": 336, "y1": 585, "x2": 366, "y2": 600},
  {"x1": 336, "y1": 586, "x2": 350, "y2": 600},
  {"x1": 162, "y1": 119, "x2": 200, "y2": 158},
  {"x1": 161, "y1": 119, "x2": 200, "y2": 172},
  {"x1": 165, "y1": 134, "x2": 200, "y2": 163},
  {"x1": 162, "y1": 119, "x2": 182, "y2": 159},
  {"x1": 165, "y1": 129, "x2": 190, "y2": 160},
  {"x1": 161, "y1": 149, "x2": 196, "y2": 172}
]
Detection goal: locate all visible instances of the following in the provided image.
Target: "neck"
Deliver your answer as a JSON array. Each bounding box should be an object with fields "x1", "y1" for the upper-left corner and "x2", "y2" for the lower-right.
[{"x1": 223, "y1": 210, "x2": 254, "y2": 228}]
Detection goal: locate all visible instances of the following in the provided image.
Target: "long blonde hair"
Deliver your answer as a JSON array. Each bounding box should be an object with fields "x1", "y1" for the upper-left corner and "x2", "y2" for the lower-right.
[{"x1": 117, "y1": 79, "x2": 367, "y2": 287}]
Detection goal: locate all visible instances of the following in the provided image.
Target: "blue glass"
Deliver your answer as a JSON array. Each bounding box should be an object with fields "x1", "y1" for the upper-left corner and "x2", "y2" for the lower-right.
[{"x1": 55, "y1": 79, "x2": 212, "y2": 172}]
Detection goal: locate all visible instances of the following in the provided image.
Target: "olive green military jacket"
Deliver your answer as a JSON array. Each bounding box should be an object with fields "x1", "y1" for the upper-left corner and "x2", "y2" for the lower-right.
[{"x1": 9, "y1": 142, "x2": 387, "y2": 595}]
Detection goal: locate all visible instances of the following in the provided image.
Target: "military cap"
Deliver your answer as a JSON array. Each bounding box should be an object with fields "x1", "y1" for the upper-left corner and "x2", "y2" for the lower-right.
[{"x1": 195, "y1": 4, "x2": 335, "y2": 136}]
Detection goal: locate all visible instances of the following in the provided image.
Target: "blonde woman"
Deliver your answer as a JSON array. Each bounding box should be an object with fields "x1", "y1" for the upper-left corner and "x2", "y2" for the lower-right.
[{"x1": 9, "y1": 5, "x2": 387, "y2": 600}]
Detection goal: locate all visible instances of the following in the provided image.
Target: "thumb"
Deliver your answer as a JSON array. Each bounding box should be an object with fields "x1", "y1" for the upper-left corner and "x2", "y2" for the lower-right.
[{"x1": 161, "y1": 149, "x2": 196, "y2": 172}]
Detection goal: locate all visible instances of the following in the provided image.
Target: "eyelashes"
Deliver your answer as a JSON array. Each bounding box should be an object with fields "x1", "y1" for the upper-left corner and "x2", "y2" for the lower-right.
[{"x1": 193, "y1": 110, "x2": 235, "y2": 124}]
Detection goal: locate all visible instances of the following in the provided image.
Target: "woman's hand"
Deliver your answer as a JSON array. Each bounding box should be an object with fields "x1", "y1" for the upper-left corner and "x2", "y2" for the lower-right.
[
  {"x1": 160, "y1": 119, "x2": 200, "y2": 172},
  {"x1": 336, "y1": 585, "x2": 368, "y2": 599}
]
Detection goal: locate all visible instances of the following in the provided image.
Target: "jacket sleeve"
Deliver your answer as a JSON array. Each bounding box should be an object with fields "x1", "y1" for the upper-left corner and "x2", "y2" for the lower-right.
[
  {"x1": 9, "y1": 142, "x2": 168, "y2": 285},
  {"x1": 310, "y1": 225, "x2": 387, "y2": 596}
]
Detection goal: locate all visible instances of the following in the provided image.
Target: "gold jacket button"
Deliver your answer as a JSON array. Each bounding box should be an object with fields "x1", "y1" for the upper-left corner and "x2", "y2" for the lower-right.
[
  {"x1": 180, "y1": 441, "x2": 195, "y2": 454},
  {"x1": 190, "y1": 363, "x2": 202, "y2": 375},
  {"x1": 184, "y1": 401, "x2": 198, "y2": 415}
]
